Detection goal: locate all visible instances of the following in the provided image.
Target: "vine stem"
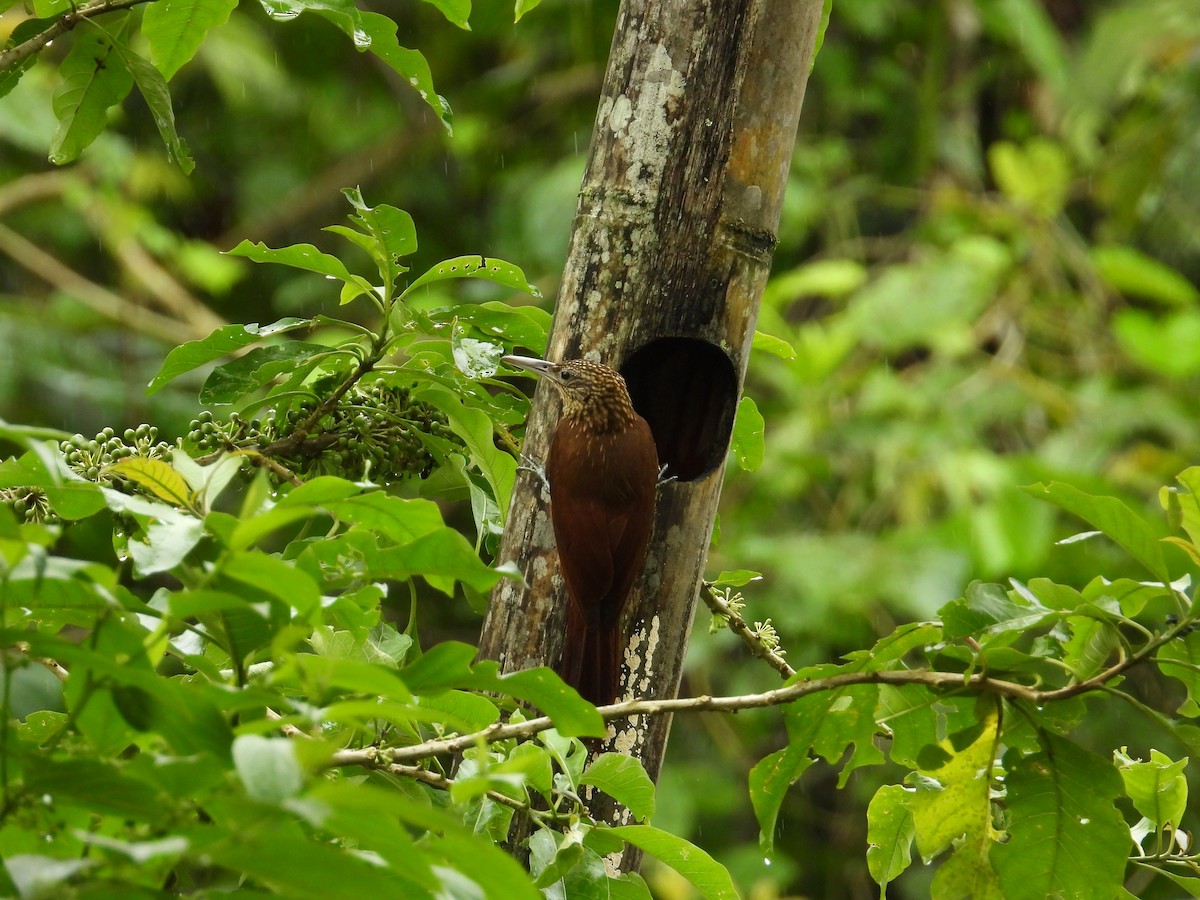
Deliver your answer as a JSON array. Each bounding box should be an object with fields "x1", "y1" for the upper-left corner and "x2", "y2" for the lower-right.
[{"x1": 0, "y1": 0, "x2": 155, "y2": 71}]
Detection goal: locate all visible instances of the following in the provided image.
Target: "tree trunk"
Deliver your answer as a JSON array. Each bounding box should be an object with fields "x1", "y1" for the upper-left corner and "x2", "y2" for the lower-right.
[{"x1": 480, "y1": 0, "x2": 824, "y2": 868}]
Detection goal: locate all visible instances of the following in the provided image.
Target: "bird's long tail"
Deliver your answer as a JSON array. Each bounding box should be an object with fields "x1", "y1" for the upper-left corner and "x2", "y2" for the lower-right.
[{"x1": 558, "y1": 603, "x2": 622, "y2": 707}]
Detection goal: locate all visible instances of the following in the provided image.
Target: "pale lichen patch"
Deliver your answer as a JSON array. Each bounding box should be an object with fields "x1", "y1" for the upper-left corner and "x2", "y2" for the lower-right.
[
  {"x1": 619, "y1": 43, "x2": 685, "y2": 185},
  {"x1": 609, "y1": 93, "x2": 633, "y2": 134}
]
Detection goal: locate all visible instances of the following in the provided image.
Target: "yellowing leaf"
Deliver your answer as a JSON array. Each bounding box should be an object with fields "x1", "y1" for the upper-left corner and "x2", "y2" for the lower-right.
[{"x1": 108, "y1": 459, "x2": 193, "y2": 507}]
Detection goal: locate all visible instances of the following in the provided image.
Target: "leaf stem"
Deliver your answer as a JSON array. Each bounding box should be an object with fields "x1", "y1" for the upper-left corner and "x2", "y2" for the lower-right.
[{"x1": 0, "y1": 0, "x2": 157, "y2": 73}]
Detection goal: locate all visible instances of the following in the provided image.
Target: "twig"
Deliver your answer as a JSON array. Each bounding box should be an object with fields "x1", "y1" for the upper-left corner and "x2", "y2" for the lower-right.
[
  {"x1": 352, "y1": 617, "x2": 1192, "y2": 766},
  {"x1": 702, "y1": 583, "x2": 795, "y2": 679},
  {"x1": 259, "y1": 355, "x2": 377, "y2": 458},
  {"x1": 0, "y1": 222, "x2": 204, "y2": 345},
  {"x1": 265, "y1": 710, "x2": 543, "y2": 818},
  {"x1": 0, "y1": 172, "x2": 71, "y2": 217},
  {"x1": 0, "y1": 0, "x2": 157, "y2": 71},
  {"x1": 0, "y1": 174, "x2": 227, "y2": 342}
]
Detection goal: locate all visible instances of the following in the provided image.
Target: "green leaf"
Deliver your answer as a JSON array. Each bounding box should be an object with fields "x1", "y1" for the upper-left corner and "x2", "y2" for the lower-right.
[
  {"x1": 905, "y1": 707, "x2": 1004, "y2": 899},
  {"x1": 1113, "y1": 309, "x2": 1200, "y2": 378},
  {"x1": 0, "y1": 19, "x2": 41, "y2": 101},
  {"x1": 355, "y1": 13, "x2": 450, "y2": 131},
  {"x1": 23, "y1": 757, "x2": 168, "y2": 820},
  {"x1": 416, "y1": 386, "x2": 517, "y2": 520},
  {"x1": 846, "y1": 238, "x2": 1009, "y2": 352},
  {"x1": 580, "y1": 753, "x2": 655, "y2": 821},
  {"x1": 1157, "y1": 632, "x2": 1200, "y2": 716},
  {"x1": 514, "y1": 0, "x2": 541, "y2": 21},
  {"x1": 105, "y1": 32, "x2": 194, "y2": 172},
  {"x1": 405, "y1": 255, "x2": 542, "y2": 299},
  {"x1": 420, "y1": 0, "x2": 470, "y2": 29},
  {"x1": 143, "y1": 0, "x2": 238, "y2": 81},
  {"x1": 708, "y1": 569, "x2": 762, "y2": 588},
  {"x1": 100, "y1": 489, "x2": 205, "y2": 576},
  {"x1": 987, "y1": 137, "x2": 1071, "y2": 217},
  {"x1": 226, "y1": 240, "x2": 373, "y2": 291},
  {"x1": 598, "y1": 825, "x2": 737, "y2": 900},
  {"x1": 32, "y1": 0, "x2": 72, "y2": 14},
  {"x1": 1093, "y1": 244, "x2": 1200, "y2": 307},
  {"x1": 323, "y1": 491, "x2": 445, "y2": 543},
  {"x1": 221, "y1": 551, "x2": 321, "y2": 616},
  {"x1": 397, "y1": 644, "x2": 604, "y2": 737},
  {"x1": 751, "y1": 329, "x2": 796, "y2": 360},
  {"x1": 877, "y1": 684, "x2": 938, "y2": 769},
  {"x1": 146, "y1": 318, "x2": 311, "y2": 394},
  {"x1": 938, "y1": 581, "x2": 1055, "y2": 644},
  {"x1": 985, "y1": 0, "x2": 1068, "y2": 97},
  {"x1": 866, "y1": 784, "x2": 914, "y2": 890},
  {"x1": 207, "y1": 808, "x2": 428, "y2": 897},
  {"x1": 1168, "y1": 467, "x2": 1200, "y2": 548},
  {"x1": 783, "y1": 664, "x2": 885, "y2": 784},
  {"x1": 1023, "y1": 481, "x2": 1170, "y2": 582},
  {"x1": 199, "y1": 342, "x2": 328, "y2": 404},
  {"x1": 290, "y1": 781, "x2": 438, "y2": 890},
  {"x1": 991, "y1": 734, "x2": 1130, "y2": 900},
  {"x1": 764, "y1": 259, "x2": 868, "y2": 307},
  {"x1": 330, "y1": 188, "x2": 418, "y2": 290},
  {"x1": 485, "y1": 665, "x2": 604, "y2": 737},
  {"x1": 430, "y1": 302, "x2": 551, "y2": 356},
  {"x1": 49, "y1": 21, "x2": 135, "y2": 164},
  {"x1": 730, "y1": 395, "x2": 765, "y2": 472},
  {"x1": 452, "y1": 330, "x2": 503, "y2": 379},
  {"x1": 4, "y1": 857, "x2": 90, "y2": 898},
  {"x1": 0, "y1": 452, "x2": 105, "y2": 520},
  {"x1": 1115, "y1": 747, "x2": 1188, "y2": 830},
  {"x1": 749, "y1": 745, "x2": 812, "y2": 854},
  {"x1": 233, "y1": 734, "x2": 305, "y2": 803},
  {"x1": 369, "y1": 526, "x2": 507, "y2": 595},
  {"x1": 1061, "y1": 615, "x2": 1119, "y2": 678},
  {"x1": 906, "y1": 708, "x2": 998, "y2": 862},
  {"x1": 256, "y1": 0, "x2": 366, "y2": 41}
]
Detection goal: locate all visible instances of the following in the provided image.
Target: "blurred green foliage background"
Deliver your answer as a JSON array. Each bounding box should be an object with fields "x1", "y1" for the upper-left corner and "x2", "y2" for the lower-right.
[{"x1": 2, "y1": 0, "x2": 1199, "y2": 895}]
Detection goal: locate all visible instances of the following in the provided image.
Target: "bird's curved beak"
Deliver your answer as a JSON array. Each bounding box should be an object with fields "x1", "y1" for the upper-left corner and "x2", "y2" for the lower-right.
[{"x1": 502, "y1": 355, "x2": 555, "y2": 377}]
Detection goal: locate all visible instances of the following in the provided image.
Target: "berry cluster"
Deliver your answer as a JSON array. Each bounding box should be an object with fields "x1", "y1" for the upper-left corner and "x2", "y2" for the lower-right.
[
  {"x1": 0, "y1": 487, "x2": 54, "y2": 524},
  {"x1": 60, "y1": 425, "x2": 174, "y2": 484},
  {"x1": 186, "y1": 380, "x2": 457, "y2": 481}
]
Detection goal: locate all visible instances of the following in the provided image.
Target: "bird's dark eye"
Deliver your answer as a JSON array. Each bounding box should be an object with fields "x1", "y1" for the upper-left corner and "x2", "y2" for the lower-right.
[{"x1": 560, "y1": 370, "x2": 574, "y2": 381}]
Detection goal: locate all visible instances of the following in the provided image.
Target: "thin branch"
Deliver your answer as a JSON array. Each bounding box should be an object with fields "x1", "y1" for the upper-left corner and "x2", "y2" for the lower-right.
[
  {"x1": 701, "y1": 583, "x2": 795, "y2": 679},
  {"x1": 0, "y1": 0, "x2": 156, "y2": 72},
  {"x1": 105, "y1": 229, "x2": 227, "y2": 335},
  {"x1": 265, "y1": 710, "x2": 548, "y2": 819},
  {"x1": 0, "y1": 172, "x2": 71, "y2": 217},
  {"x1": 0, "y1": 173, "x2": 227, "y2": 341},
  {"x1": 338, "y1": 670, "x2": 1021, "y2": 766},
  {"x1": 0, "y1": 222, "x2": 205, "y2": 345},
  {"x1": 347, "y1": 617, "x2": 1193, "y2": 766},
  {"x1": 258, "y1": 354, "x2": 377, "y2": 457}
]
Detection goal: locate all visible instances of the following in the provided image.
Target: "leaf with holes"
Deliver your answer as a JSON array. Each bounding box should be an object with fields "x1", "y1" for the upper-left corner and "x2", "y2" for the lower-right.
[
  {"x1": 405, "y1": 255, "x2": 541, "y2": 298},
  {"x1": 991, "y1": 735, "x2": 1130, "y2": 900}
]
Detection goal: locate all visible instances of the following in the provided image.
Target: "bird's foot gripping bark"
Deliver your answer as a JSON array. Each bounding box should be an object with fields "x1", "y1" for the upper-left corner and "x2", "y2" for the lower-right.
[
  {"x1": 518, "y1": 454, "x2": 550, "y2": 496},
  {"x1": 656, "y1": 463, "x2": 677, "y2": 488}
]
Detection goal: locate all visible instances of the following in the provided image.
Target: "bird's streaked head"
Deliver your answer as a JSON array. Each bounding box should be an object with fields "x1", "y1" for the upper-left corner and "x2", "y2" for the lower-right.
[{"x1": 502, "y1": 355, "x2": 639, "y2": 432}]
